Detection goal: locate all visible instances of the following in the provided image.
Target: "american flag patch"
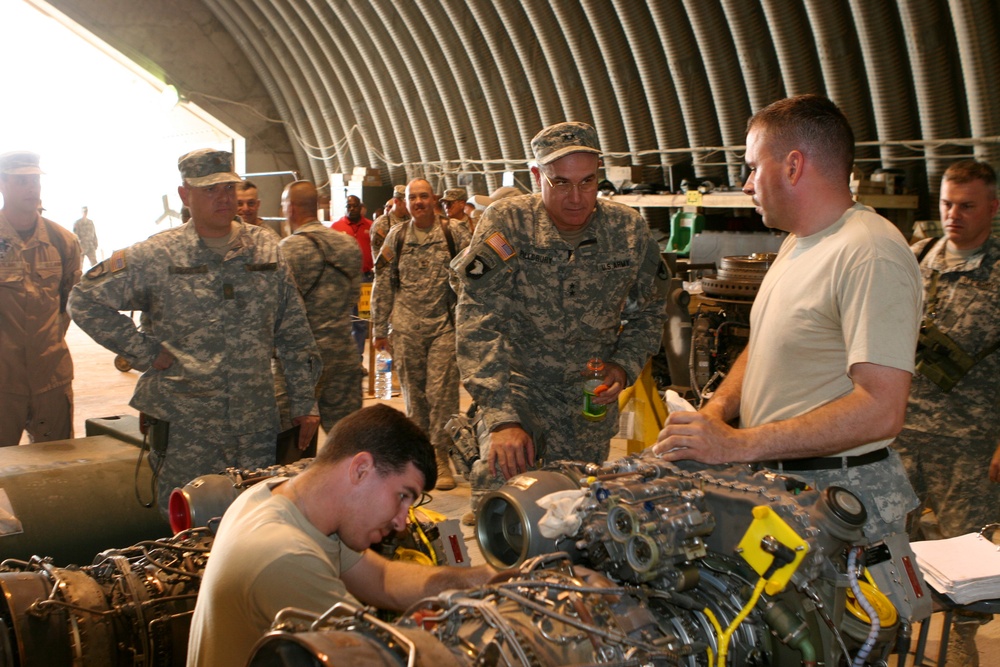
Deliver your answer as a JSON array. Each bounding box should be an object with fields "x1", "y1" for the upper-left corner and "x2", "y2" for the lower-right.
[
  {"x1": 485, "y1": 232, "x2": 515, "y2": 261},
  {"x1": 109, "y1": 249, "x2": 127, "y2": 273}
]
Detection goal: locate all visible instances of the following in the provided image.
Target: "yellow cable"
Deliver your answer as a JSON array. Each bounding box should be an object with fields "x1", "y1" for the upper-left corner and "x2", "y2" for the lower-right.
[
  {"x1": 408, "y1": 507, "x2": 438, "y2": 564},
  {"x1": 861, "y1": 565, "x2": 881, "y2": 591},
  {"x1": 703, "y1": 607, "x2": 724, "y2": 662},
  {"x1": 717, "y1": 578, "x2": 766, "y2": 667}
]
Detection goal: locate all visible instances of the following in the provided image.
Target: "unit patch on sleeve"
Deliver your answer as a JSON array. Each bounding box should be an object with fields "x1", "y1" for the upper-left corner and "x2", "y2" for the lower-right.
[{"x1": 465, "y1": 253, "x2": 496, "y2": 279}]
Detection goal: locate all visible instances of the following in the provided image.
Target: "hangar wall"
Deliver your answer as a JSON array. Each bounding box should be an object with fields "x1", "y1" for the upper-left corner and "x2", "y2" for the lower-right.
[{"x1": 40, "y1": 0, "x2": 1000, "y2": 219}]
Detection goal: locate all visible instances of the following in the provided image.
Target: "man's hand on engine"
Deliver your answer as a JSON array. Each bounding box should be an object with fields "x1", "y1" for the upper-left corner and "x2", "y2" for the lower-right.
[
  {"x1": 651, "y1": 410, "x2": 745, "y2": 464},
  {"x1": 488, "y1": 424, "x2": 535, "y2": 479}
]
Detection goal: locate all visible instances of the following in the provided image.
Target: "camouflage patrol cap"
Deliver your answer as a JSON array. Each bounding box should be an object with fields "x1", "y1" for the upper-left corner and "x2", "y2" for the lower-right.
[
  {"x1": 177, "y1": 149, "x2": 242, "y2": 187},
  {"x1": 441, "y1": 187, "x2": 468, "y2": 202},
  {"x1": 531, "y1": 122, "x2": 601, "y2": 165},
  {"x1": 392, "y1": 184, "x2": 406, "y2": 199},
  {"x1": 0, "y1": 151, "x2": 44, "y2": 175}
]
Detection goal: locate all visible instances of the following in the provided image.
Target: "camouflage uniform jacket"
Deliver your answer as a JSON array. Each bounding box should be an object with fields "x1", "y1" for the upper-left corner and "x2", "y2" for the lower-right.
[
  {"x1": 372, "y1": 218, "x2": 471, "y2": 339},
  {"x1": 369, "y1": 211, "x2": 408, "y2": 264},
  {"x1": 73, "y1": 217, "x2": 98, "y2": 254},
  {"x1": 451, "y1": 195, "x2": 669, "y2": 433},
  {"x1": 68, "y1": 222, "x2": 321, "y2": 433},
  {"x1": 280, "y1": 220, "x2": 361, "y2": 366},
  {"x1": 906, "y1": 235, "x2": 1000, "y2": 441},
  {"x1": 0, "y1": 213, "x2": 81, "y2": 396}
]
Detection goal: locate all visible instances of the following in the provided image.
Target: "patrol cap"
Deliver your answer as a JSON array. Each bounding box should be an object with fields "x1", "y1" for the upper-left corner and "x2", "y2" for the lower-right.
[
  {"x1": 0, "y1": 151, "x2": 44, "y2": 176},
  {"x1": 473, "y1": 186, "x2": 522, "y2": 209},
  {"x1": 392, "y1": 184, "x2": 406, "y2": 199},
  {"x1": 177, "y1": 149, "x2": 242, "y2": 187},
  {"x1": 442, "y1": 187, "x2": 468, "y2": 202},
  {"x1": 530, "y1": 121, "x2": 601, "y2": 165}
]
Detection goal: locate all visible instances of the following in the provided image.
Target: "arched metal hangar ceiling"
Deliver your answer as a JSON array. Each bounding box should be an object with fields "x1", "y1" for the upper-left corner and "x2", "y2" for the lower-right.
[{"x1": 47, "y1": 0, "x2": 1000, "y2": 216}]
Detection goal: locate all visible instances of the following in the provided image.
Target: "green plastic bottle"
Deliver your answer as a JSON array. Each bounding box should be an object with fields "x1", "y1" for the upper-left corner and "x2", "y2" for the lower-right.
[{"x1": 582, "y1": 358, "x2": 608, "y2": 422}]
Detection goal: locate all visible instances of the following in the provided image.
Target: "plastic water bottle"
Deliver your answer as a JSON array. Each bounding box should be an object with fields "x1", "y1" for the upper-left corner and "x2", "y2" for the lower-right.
[
  {"x1": 375, "y1": 349, "x2": 393, "y2": 400},
  {"x1": 582, "y1": 358, "x2": 608, "y2": 421}
]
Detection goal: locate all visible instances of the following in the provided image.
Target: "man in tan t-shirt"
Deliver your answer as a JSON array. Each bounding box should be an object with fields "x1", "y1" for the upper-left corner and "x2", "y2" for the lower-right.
[
  {"x1": 651, "y1": 93, "x2": 926, "y2": 625},
  {"x1": 652, "y1": 96, "x2": 926, "y2": 541},
  {"x1": 186, "y1": 404, "x2": 498, "y2": 667}
]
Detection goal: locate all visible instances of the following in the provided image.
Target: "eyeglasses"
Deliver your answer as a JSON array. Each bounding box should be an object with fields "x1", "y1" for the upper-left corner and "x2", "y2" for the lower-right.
[{"x1": 541, "y1": 171, "x2": 599, "y2": 195}]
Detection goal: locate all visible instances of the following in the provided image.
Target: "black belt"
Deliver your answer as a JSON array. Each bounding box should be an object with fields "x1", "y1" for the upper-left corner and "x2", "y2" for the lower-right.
[{"x1": 763, "y1": 447, "x2": 889, "y2": 472}]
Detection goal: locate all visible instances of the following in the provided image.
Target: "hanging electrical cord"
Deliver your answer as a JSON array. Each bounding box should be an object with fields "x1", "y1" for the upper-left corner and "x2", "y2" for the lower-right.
[
  {"x1": 702, "y1": 605, "x2": 723, "y2": 664},
  {"x1": 716, "y1": 577, "x2": 766, "y2": 666},
  {"x1": 406, "y1": 506, "x2": 438, "y2": 565}
]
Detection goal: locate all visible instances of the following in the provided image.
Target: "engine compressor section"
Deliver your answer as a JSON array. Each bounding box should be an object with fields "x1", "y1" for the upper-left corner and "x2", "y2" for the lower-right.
[
  {"x1": 247, "y1": 454, "x2": 925, "y2": 667},
  {"x1": 689, "y1": 253, "x2": 775, "y2": 403},
  {"x1": 0, "y1": 529, "x2": 212, "y2": 666}
]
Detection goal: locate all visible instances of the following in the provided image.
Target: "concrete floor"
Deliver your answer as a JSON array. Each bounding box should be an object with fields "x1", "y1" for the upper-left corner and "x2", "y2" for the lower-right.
[{"x1": 57, "y1": 322, "x2": 998, "y2": 666}]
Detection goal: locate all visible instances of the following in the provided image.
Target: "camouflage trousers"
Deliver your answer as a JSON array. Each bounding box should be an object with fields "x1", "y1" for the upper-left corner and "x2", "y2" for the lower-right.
[
  {"x1": 391, "y1": 329, "x2": 459, "y2": 449},
  {"x1": 149, "y1": 422, "x2": 275, "y2": 522},
  {"x1": 896, "y1": 427, "x2": 1000, "y2": 539},
  {"x1": 274, "y1": 352, "x2": 362, "y2": 433},
  {"x1": 768, "y1": 448, "x2": 919, "y2": 541},
  {"x1": 314, "y1": 360, "x2": 363, "y2": 433},
  {"x1": 468, "y1": 381, "x2": 618, "y2": 512}
]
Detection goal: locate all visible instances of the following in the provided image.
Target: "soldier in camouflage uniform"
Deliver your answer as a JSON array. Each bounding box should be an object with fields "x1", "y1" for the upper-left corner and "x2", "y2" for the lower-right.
[
  {"x1": 369, "y1": 185, "x2": 409, "y2": 264},
  {"x1": 69, "y1": 149, "x2": 321, "y2": 520},
  {"x1": 275, "y1": 180, "x2": 363, "y2": 433},
  {"x1": 895, "y1": 160, "x2": 1000, "y2": 666},
  {"x1": 372, "y1": 178, "x2": 471, "y2": 490},
  {"x1": 452, "y1": 122, "x2": 670, "y2": 524},
  {"x1": 441, "y1": 187, "x2": 474, "y2": 234},
  {"x1": 73, "y1": 206, "x2": 99, "y2": 267}
]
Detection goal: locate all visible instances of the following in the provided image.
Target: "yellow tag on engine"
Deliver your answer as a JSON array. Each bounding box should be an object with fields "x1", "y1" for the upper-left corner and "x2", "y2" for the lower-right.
[{"x1": 736, "y1": 505, "x2": 809, "y2": 595}]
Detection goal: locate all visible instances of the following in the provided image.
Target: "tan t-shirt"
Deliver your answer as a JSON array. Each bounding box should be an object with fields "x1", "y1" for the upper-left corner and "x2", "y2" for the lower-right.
[
  {"x1": 186, "y1": 478, "x2": 363, "y2": 667},
  {"x1": 741, "y1": 204, "x2": 922, "y2": 457}
]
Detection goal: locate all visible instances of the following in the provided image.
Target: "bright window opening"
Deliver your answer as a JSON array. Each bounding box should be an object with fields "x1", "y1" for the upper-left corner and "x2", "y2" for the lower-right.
[{"x1": 0, "y1": 0, "x2": 244, "y2": 253}]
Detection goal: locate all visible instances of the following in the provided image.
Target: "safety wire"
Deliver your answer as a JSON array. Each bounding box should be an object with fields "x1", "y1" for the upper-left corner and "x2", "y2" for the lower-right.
[{"x1": 715, "y1": 577, "x2": 766, "y2": 667}]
